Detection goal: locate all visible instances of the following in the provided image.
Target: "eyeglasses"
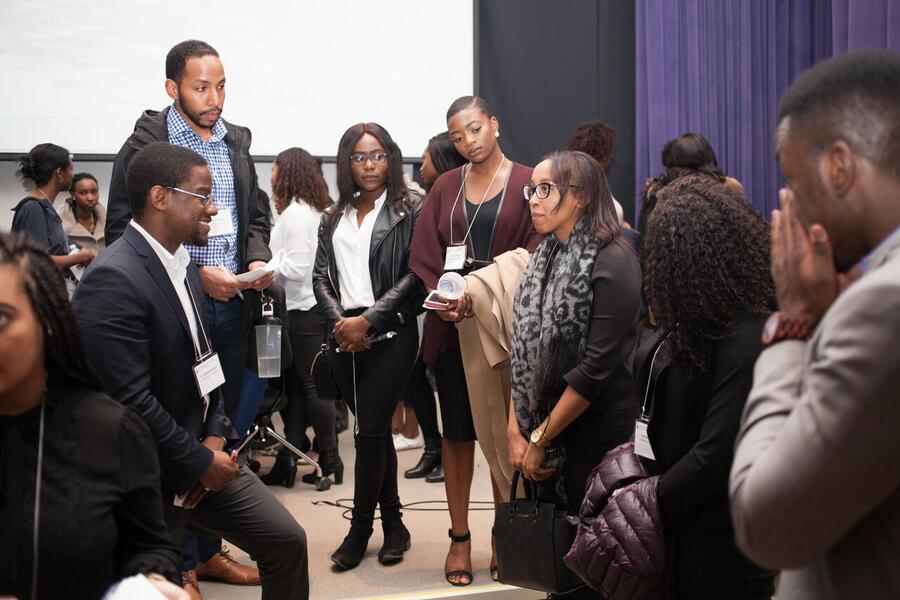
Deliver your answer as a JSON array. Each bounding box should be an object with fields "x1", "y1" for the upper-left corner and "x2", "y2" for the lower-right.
[
  {"x1": 166, "y1": 186, "x2": 215, "y2": 206},
  {"x1": 523, "y1": 182, "x2": 581, "y2": 201},
  {"x1": 350, "y1": 151, "x2": 388, "y2": 165}
]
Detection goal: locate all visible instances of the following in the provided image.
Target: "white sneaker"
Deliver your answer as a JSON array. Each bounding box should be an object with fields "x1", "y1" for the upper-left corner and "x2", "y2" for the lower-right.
[{"x1": 393, "y1": 432, "x2": 424, "y2": 451}]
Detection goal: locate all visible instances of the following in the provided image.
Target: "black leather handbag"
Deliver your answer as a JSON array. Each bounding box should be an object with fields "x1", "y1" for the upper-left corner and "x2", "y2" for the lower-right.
[
  {"x1": 494, "y1": 470, "x2": 585, "y2": 594},
  {"x1": 309, "y1": 333, "x2": 340, "y2": 400}
]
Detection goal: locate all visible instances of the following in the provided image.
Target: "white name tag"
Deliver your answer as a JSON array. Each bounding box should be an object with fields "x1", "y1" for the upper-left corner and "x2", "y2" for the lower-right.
[
  {"x1": 634, "y1": 418, "x2": 656, "y2": 461},
  {"x1": 193, "y1": 352, "x2": 226, "y2": 398},
  {"x1": 209, "y1": 208, "x2": 234, "y2": 237},
  {"x1": 444, "y1": 244, "x2": 468, "y2": 271}
]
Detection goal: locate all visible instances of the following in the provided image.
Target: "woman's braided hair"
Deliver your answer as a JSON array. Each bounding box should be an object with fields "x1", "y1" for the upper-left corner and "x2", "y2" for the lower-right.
[
  {"x1": 642, "y1": 175, "x2": 776, "y2": 372},
  {"x1": 0, "y1": 232, "x2": 103, "y2": 391}
]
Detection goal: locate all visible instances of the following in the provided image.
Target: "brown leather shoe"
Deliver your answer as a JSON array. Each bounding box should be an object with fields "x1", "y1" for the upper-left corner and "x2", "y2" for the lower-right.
[
  {"x1": 181, "y1": 570, "x2": 203, "y2": 600},
  {"x1": 196, "y1": 546, "x2": 261, "y2": 586}
]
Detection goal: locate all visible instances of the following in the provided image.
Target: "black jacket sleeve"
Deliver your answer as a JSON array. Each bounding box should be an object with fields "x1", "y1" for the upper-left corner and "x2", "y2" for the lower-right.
[
  {"x1": 105, "y1": 140, "x2": 137, "y2": 246},
  {"x1": 564, "y1": 242, "x2": 642, "y2": 402},
  {"x1": 241, "y1": 149, "x2": 272, "y2": 268},
  {"x1": 114, "y1": 409, "x2": 181, "y2": 584},
  {"x1": 73, "y1": 265, "x2": 214, "y2": 494},
  {"x1": 312, "y1": 214, "x2": 344, "y2": 325}
]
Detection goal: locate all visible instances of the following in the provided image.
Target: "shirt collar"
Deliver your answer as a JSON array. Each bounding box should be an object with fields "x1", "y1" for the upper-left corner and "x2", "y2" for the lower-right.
[
  {"x1": 129, "y1": 220, "x2": 192, "y2": 272},
  {"x1": 860, "y1": 225, "x2": 900, "y2": 274},
  {"x1": 346, "y1": 190, "x2": 387, "y2": 216},
  {"x1": 167, "y1": 104, "x2": 228, "y2": 144}
]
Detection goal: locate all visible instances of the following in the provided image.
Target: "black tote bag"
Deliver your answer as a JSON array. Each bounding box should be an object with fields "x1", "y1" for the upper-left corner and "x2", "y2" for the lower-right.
[{"x1": 494, "y1": 470, "x2": 585, "y2": 594}]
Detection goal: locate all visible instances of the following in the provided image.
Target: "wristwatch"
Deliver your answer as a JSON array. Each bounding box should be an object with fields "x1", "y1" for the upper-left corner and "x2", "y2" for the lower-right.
[
  {"x1": 530, "y1": 427, "x2": 550, "y2": 449},
  {"x1": 761, "y1": 312, "x2": 815, "y2": 347}
]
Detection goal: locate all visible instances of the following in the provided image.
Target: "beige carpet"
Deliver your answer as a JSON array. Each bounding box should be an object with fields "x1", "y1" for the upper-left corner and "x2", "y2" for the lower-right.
[{"x1": 199, "y1": 418, "x2": 542, "y2": 600}]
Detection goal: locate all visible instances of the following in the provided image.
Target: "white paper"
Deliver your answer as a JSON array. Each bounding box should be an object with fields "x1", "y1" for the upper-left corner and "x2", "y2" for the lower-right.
[{"x1": 103, "y1": 574, "x2": 167, "y2": 599}]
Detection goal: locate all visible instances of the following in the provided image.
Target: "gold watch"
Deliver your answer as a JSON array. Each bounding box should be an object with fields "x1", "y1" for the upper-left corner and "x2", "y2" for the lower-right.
[{"x1": 530, "y1": 427, "x2": 549, "y2": 449}]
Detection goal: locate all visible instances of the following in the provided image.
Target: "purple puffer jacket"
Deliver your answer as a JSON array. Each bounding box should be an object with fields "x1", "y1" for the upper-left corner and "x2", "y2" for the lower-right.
[{"x1": 564, "y1": 443, "x2": 665, "y2": 599}]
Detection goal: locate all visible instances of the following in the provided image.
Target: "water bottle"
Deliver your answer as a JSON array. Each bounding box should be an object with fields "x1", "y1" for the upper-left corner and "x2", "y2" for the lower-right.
[
  {"x1": 255, "y1": 297, "x2": 282, "y2": 378},
  {"x1": 436, "y1": 271, "x2": 467, "y2": 300}
]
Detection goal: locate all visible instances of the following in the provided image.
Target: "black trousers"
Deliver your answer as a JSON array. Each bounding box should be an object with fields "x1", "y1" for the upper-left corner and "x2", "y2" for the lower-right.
[
  {"x1": 329, "y1": 317, "x2": 418, "y2": 528},
  {"x1": 283, "y1": 308, "x2": 336, "y2": 452},
  {"x1": 165, "y1": 466, "x2": 309, "y2": 600}
]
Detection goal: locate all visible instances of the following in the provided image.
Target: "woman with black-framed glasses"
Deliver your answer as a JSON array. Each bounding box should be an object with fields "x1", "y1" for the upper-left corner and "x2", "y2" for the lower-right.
[
  {"x1": 509, "y1": 151, "x2": 640, "y2": 524},
  {"x1": 313, "y1": 122, "x2": 424, "y2": 571}
]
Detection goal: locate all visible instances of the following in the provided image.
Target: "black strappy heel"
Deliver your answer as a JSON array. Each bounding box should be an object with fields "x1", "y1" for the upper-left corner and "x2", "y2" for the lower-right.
[{"x1": 445, "y1": 529, "x2": 473, "y2": 586}]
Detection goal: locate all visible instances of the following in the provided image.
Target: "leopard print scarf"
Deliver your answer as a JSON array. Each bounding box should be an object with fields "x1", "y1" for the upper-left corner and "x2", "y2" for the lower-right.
[{"x1": 511, "y1": 217, "x2": 600, "y2": 435}]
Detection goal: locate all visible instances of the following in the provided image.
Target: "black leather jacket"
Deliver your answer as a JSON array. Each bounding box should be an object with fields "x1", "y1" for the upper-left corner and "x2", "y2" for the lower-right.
[{"x1": 313, "y1": 192, "x2": 425, "y2": 333}]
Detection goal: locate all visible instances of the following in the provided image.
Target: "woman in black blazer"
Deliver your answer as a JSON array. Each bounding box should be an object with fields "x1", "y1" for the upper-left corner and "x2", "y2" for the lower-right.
[
  {"x1": 313, "y1": 122, "x2": 424, "y2": 571},
  {"x1": 0, "y1": 232, "x2": 181, "y2": 600},
  {"x1": 639, "y1": 175, "x2": 777, "y2": 599}
]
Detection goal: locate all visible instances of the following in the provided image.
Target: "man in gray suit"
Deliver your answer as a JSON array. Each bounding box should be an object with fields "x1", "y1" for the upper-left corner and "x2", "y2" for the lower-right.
[{"x1": 729, "y1": 52, "x2": 900, "y2": 599}]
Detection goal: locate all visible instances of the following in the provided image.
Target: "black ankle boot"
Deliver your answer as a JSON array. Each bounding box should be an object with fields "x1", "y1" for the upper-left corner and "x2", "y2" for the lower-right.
[
  {"x1": 331, "y1": 525, "x2": 373, "y2": 570},
  {"x1": 404, "y1": 437, "x2": 441, "y2": 479},
  {"x1": 301, "y1": 447, "x2": 344, "y2": 485},
  {"x1": 425, "y1": 463, "x2": 445, "y2": 483},
  {"x1": 378, "y1": 515, "x2": 411, "y2": 565},
  {"x1": 260, "y1": 453, "x2": 297, "y2": 488}
]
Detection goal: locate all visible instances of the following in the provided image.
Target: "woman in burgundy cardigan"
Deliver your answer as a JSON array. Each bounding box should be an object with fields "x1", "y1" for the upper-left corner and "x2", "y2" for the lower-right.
[{"x1": 409, "y1": 96, "x2": 541, "y2": 586}]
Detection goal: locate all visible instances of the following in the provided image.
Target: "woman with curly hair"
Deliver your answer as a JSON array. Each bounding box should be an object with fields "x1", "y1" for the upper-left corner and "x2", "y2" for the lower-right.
[
  {"x1": 261, "y1": 147, "x2": 341, "y2": 489},
  {"x1": 638, "y1": 175, "x2": 776, "y2": 599}
]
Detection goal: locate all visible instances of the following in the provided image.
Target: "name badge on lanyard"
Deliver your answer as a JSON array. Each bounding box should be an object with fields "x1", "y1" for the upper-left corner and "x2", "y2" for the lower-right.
[
  {"x1": 444, "y1": 243, "x2": 468, "y2": 271},
  {"x1": 633, "y1": 417, "x2": 656, "y2": 461},
  {"x1": 209, "y1": 207, "x2": 234, "y2": 237},
  {"x1": 193, "y1": 351, "x2": 225, "y2": 399}
]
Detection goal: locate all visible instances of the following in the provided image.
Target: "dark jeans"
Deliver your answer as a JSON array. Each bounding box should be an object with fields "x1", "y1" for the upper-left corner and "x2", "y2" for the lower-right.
[
  {"x1": 329, "y1": 316, "x2": 418, "y2": 528},
  {"x1": 166, "y1": 466, "x2": 310, "y2": 600},
  {"x1": 181, "y1": 296, "x2": 248, "y2": 571},
  {"x1": 406, "y1": 358, "x2": 440, "y2": 440},
  {"x1": 283, "y1": 308, "x2": 336, "y2": 451}
]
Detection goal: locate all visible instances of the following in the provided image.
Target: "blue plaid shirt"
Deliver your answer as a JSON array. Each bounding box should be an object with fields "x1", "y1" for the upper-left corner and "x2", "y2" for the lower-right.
[{"x1": 167, "y1": 106, "x2": 239, "y2": 273}]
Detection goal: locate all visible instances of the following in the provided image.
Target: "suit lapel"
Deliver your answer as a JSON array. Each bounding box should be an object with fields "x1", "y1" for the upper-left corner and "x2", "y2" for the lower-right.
[{"x1": 123, "y1": 226, "x2": 194, "y2": 340}]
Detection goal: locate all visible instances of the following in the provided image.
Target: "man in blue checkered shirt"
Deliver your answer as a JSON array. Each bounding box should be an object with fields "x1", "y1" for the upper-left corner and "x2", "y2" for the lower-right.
[{"x1": 104, "y1": 41, "x2": 309, "y2": 599}]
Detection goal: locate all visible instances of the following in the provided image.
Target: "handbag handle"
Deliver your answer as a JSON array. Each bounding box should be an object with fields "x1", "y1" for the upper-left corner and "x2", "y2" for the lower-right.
[{"x1": 508, "y1": 470, "x2": 541, "y2": 522}]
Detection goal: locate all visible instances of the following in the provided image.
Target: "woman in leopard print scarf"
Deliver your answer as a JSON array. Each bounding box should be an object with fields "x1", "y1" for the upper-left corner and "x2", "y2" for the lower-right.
[{"x1": 508, "y1": 150, "x2": 641, "y2": 512}]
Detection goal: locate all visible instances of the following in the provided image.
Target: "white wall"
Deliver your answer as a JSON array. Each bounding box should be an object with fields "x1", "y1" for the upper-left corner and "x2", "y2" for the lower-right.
[
  {"x1": 0, "y1": 160, "x2": 422, "y2": 231},
  {"x1": 0, "y1": 0, "x2": 473, "y2": 156}
]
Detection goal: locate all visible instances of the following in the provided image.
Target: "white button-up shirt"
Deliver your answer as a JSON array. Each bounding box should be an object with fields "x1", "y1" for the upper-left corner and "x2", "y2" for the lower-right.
[
  {"x1": 332, "y1": 191, "x2": 386, "y2": 311},
  {"x1": 269, "y1": 201, "x2": 323, "y2": 311},
  {"x1": 129, "y1": 220, "x2": 202, "y2": 356}
]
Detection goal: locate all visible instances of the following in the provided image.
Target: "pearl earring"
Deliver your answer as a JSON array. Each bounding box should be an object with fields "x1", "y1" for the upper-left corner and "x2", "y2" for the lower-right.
[{"x1": 495, "y1": 131, "x2": 500, "y2": 138}]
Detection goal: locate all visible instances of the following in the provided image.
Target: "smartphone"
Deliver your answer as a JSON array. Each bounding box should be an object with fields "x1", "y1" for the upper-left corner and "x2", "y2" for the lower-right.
[{"x1": 422, "y1": 290, "x2": 450, "y2": 311}]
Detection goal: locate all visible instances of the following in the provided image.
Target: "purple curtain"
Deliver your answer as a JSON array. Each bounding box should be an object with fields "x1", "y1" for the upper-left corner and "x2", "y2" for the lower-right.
[
  {"x1": 634, "y1": 0, "x2": 832, "y2": 219},
  {"x1": 832, "y1": 0, "x2": 900, "y2": 54}
]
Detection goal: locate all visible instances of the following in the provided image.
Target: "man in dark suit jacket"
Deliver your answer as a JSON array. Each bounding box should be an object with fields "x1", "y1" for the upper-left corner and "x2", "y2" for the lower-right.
[{"x1": 73, "y1": 142, "x2": 309, "y2": 600}]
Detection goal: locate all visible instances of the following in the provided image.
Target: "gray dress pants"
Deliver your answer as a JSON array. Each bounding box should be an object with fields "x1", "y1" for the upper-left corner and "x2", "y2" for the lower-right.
[{"x1": 165, "y1": 465, "x2": 309, "y2": 600}]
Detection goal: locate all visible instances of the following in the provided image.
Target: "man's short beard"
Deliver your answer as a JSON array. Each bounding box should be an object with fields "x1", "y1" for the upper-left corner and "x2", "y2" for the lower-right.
[{"x1": 177, "y1": 96, "x2": 216, "y2": 131}]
